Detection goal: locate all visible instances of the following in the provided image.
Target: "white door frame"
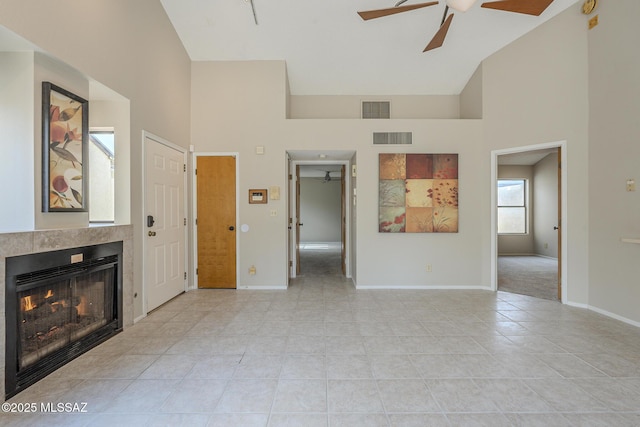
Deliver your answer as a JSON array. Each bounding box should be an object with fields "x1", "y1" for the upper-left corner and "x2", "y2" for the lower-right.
[
  {"x1": 141, "y1": 130, "x2": 188, "y2": 315},
  {"x1": 490, "y1": 140, "x2": 568, "y2": 303},
  {"x1": 289, "y1": 159, "x2": 352, "y2": 279},
  {"x1": 191, "y1": 152, "x2": 240, "y2": 290}
]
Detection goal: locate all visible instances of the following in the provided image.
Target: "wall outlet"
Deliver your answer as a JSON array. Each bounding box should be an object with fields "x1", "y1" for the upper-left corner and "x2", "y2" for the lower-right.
[
  {"x1": 249, "y1": 265, "x2": 256, "y2": 275},
  {"x1": 426, "y1": 264, "x2": 432, "y2": 272}
]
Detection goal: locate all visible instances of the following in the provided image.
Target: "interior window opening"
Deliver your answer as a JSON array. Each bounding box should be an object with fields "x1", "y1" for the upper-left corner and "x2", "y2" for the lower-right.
[{"x1": 89, "y1": 130, "x2": 115, "y2": 223}]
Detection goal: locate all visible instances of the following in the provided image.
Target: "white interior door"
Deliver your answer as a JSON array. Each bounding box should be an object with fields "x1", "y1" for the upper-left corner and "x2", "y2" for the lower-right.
[{"x1": 144, "y1": 134, "x2": 186, "y2": 312}]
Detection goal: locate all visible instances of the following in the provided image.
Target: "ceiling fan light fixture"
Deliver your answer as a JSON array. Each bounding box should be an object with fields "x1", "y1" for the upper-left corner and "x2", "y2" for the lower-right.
[{"x1": 445, "y1": 0, "x2": 477, "y2": 12}]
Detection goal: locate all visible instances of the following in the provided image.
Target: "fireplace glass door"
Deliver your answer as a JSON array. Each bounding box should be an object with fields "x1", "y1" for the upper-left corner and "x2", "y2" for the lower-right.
[{"x1": 17, "y1": 265, "x2": 115, "y2": 370}]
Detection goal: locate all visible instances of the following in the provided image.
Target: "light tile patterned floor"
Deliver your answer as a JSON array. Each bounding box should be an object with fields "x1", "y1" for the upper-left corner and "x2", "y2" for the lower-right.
[{"x1": 3, "y1": 274, "x2": 640, "y2": 426}]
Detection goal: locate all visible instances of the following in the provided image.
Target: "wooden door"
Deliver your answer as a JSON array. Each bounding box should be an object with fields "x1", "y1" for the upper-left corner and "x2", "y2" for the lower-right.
[
  {"x1": 196, "y1": 156, "x2": 236, "y2": 288},
  {"x1": 144, "y1": 136, "x2": 186, "y2": 311}
]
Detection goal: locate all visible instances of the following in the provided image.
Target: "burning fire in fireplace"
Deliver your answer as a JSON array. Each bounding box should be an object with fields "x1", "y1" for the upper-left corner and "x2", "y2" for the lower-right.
[
  {"x1": 21, "y1": 290, "x2": 57, "y2": 312},
  {"x1": 22, "y1": 296, "x2": 36, "y2": 312}
]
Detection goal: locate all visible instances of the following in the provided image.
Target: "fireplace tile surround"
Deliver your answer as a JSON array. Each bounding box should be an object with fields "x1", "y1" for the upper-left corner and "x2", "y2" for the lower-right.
[{"x1": 0, "y1": 225, "x2": 133, "y2": 399}]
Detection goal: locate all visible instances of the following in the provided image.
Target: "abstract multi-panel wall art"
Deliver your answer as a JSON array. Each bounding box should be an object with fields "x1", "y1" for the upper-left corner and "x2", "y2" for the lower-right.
[{"x1": 379, "y1": 153, "x2": 458, "y2": 233}]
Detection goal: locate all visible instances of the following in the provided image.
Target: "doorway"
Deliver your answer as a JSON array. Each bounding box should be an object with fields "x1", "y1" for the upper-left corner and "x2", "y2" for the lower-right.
[
  {"x1": 297, "y1": 164, "x2": 345, "y2": 277},
  {"x1": 143, "y1": 132, "x2": 187, "y2": 312},
  {"x1": 194, "y1": 154, "x2": 238, "y2": 289},
  {"x1": 288, "y1": 153, "x2": 353, "y2": 282},
  {"x1": 491, "y1": 143, "x2": 566, "y2": 302}
]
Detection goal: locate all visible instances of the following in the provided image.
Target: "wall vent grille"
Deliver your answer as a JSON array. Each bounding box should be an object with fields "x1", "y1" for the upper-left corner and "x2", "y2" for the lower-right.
[
  {"x1": 373, "y1": 132, "x2": 413, "y2": 145},
  {"x1": 362, "y1": 101, "x2": 390, "y2": 119}
]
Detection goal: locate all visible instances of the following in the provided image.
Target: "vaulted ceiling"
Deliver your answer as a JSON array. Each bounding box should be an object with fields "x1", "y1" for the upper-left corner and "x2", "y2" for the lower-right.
[{"x1": 160, "y1": 0, "x2": 580, "y2": 95}]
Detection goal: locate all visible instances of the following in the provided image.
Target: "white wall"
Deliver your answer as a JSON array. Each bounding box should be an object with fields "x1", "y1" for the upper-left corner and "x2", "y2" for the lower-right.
[
  {"x1": 0, "y1": 52, "x2": 34, "y2": 232},
  {"x1": 0, "y1": 0, "x2": 191, "y2": 320},
  {"x1": 587, "y1": 0, "x2": 640, "y2": 322},
  {"x1": 192, "y1": 61, "x2": 289, "y2": 289},
  {"x1": 192, "y1": 60, "x2": 485, "y2": 289},
  {"x1": 482, "y1": 4, "x2": 589, "y2": 305},
  {"x1": 289, "y1": 95, "x2": 460, "y2": 119},
  {"x1": 299, "y1": 177, "x2": 342, "y2": 243},
  {"x1": 533, "y1": 152, "x2": 559, "y2": 258},
  {"x1": 460, "y1": 65, "x2": 483, "y2": 120}
]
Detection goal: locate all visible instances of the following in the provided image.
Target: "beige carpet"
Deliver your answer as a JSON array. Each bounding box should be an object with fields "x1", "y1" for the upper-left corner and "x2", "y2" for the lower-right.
[
  {"x1": 498, "y1": 255, "x2": 559, "y2": 301},
  {"x1": 298, "y1": 243, "x2": 343, "y2": 277}
]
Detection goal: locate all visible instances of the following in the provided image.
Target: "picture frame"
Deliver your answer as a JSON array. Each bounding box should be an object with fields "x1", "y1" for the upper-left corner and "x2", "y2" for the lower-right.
[
  {"x1": 379, "y1": 153, "x2": 459, "y2": 233},
  {"x1": 42, "y1": 82, "x2": 88, "y2": 212},
  {"x1": 248, "y1": 189, "x2": 268, "y2": 204}
]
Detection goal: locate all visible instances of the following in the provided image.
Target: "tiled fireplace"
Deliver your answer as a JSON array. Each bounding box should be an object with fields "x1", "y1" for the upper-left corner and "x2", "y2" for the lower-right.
[{"x1": 0, "y1": 226, "x2": 133, "y2": 400}]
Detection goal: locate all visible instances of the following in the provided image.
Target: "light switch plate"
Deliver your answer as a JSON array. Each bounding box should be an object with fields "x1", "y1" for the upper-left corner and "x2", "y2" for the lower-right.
[
  {"x1": 270, "y1": 186, "x2": 280, "y2": 200},
  {"x1": 627, "y1": 179, "x2": 636, "y2": 192}
]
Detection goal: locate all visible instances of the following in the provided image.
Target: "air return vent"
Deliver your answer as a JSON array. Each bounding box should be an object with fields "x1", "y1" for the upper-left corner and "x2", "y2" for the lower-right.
[
  {"x1": 362, "y1": 101, "x2": 390, "y2": 119},
  {"x1": 373, "y1": 132, "x2": 413, "y2": 145}
]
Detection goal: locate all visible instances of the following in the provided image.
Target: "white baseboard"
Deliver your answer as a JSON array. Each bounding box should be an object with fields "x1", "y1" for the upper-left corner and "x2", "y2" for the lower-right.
[
  {"x1": 133, "y1": 314, "x2": 146, "y2": 324},
  {"x1": 586, "y1": 305, "x2": 640, "y2": 328},
  {"x1": 498, "y1": 253, "x2": 558, "y2": 260},
  {"x1": 355, "y1": 285, "x2": 492, "y2": 291},
  {"x1": 565, "y1": 301, "x2": 589, "y2": 310},
  {"x1": 566, "y1": 300, "x2": 640, "y2": 328},
  {"x1": 240, "y1": 285, "x2": 288, "y2": 290}
]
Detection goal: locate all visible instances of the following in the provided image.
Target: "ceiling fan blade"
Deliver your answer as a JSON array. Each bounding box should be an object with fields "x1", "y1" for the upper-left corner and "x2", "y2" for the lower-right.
[
  {"x1": 481, "y1": 0, "x2": 554, "y2": 16},
  {"x1": 358, "y1": 1, "x2": 438, "y2": 20},
  {"x1": 423, "y1": 13, "x2": 454, "y2": 52}
]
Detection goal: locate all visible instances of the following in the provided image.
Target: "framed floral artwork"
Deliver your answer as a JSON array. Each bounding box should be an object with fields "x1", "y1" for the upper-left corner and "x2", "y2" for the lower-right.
[
  {"x1": 42, "y1": 82, "x2": 88, "y2": 212},
  {"x1": 379, "y1": 153, "x2": 458, "y2": 233}
]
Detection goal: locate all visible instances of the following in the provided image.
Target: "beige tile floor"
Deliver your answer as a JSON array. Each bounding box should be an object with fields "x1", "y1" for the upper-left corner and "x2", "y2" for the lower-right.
[{"x1": 2, "y1": 273, "x2": 640, "y2": 426}]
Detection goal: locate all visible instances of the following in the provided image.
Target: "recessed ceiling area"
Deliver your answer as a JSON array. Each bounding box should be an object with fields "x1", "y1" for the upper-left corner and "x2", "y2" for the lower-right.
[
  {"x1": 160, "y1": 0, "x2": 580, "y2": 95},
  {"x1": 288, "y1": 150, "x2": 355, "y2": 162},
  {"x1": 498, "y1": 147, "x2": 558, "y2": 165},
  {"x1": 289, "y1": 150, "x2": 354, "y2": 178},
  {"x1": 299, "y1": 165, "x2": 344, "y2": 179}
]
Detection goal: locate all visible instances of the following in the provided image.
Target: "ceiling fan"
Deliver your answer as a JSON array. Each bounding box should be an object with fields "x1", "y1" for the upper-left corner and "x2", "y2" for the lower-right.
[
  {"x1": 312, "y1": 170, "x2": 342, "y2": 183},
  {"x1": 357, "y1": 0, "x2": 554, "y2": 52}
]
